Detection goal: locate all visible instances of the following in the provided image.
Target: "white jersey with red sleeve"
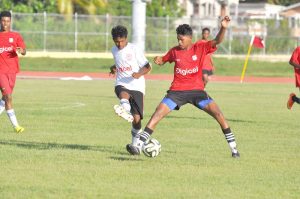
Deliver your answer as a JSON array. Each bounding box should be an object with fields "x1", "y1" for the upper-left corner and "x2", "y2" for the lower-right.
[
  {"x1": 162, "y1": 40, "x2": 216, "y2": 91},
  {"x1": 0, "y1": 31, "x2": 26, "y2": 74},
  {"x1": 111, "y1": 42, "x2": 149, "y2": 94}
]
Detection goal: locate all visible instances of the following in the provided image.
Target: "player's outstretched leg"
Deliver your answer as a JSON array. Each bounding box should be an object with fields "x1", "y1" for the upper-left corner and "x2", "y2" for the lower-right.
[
  {"x1": 7, "y1": 109, "x2": 24, "y2": 133},
  {"x1": 3, "y1": 95, "x2": 24, "y2": 133},
  {"x1": 203, "y1": 101, "x2": 240, "y2": 158},
  {"x1": 128, "y1": 103, "x2": 172, "y2": 156},
  {"x1": 287, "y1": 93, "x2": 300, "y2": 109},
  {"x1": 114, "y1": 98, "x2": 133, "y2": 122}
]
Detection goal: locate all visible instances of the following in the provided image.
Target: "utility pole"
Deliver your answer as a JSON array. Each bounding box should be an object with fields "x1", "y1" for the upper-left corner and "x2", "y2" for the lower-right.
[{"x1": 132, "y1": 0, "x2": 151, "y2": 52}]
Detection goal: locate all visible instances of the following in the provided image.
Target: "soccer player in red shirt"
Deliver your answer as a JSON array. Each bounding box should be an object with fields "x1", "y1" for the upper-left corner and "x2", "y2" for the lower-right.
[
  {"x1": 199, "y1": 28, "x2": 216, "y2": 86},
  {"x1": 287, "y1": 46, "x2": 300, "y2": 109},
  {"x1": 127, "y1": 16, "x2": 240, "y2": 158},
  {"x1": 0, "y1": 11, "x2": 26, "y2": 133}
]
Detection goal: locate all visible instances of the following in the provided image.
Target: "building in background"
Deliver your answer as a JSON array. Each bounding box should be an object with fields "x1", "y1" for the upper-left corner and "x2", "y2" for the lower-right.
[{"x1": 280, "y1": 2, "x2": 300, "y2": 37}]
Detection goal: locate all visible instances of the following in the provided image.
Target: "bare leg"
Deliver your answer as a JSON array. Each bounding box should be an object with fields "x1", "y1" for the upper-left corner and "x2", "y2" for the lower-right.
[{"x1": 202, "y1": 101, "x2": 240, "y2": 157}]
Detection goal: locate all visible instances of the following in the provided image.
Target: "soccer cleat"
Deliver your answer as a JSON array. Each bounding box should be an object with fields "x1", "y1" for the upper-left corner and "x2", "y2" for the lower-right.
[
  {"x1": 287, "y1": 93, "x2": 296, "y2": 110},
  {"x1": 232, "y1": 150, "x2": 240, "y2": 158},
  {"x1": 126, "y1": 144, "x2": 141, "y2": 155},
  {"x1": 113, "y1": 105, "x2": 133, "y2": 122},
  {"x1": 14, "y1": 126, "x2": 25, "y2": 133}
]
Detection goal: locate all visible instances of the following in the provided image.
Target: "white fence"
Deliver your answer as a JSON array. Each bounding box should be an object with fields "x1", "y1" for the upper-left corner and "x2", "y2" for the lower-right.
[{"x1": 10, "y1": 12, "x2": 300, "y2": 54}]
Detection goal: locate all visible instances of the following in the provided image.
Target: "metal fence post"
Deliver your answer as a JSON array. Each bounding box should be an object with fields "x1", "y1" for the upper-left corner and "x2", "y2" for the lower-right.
[
  {"x1": 105, "y1": 13, "x2": 109, "y2": 52},
  {"x1": 166, "y1": 15, "x2": 169, "y2": 52},
  {"x1": 43, "y1": 11, "x2": 47, "y2": 52},
  {"x1": 75, "y1": 12, "x2": 78, "y2": 52},
  {"x1": 10, "y1": 10, "x2": 13, "y2": 30},
  {"x1": 229, "y1": 26, "x2": 232, "y2": 55}
]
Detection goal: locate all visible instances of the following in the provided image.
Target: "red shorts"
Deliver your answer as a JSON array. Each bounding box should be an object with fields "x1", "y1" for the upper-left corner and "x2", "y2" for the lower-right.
[{"x1": 0, "y1": 74, "x2": 16, "y2": 95}]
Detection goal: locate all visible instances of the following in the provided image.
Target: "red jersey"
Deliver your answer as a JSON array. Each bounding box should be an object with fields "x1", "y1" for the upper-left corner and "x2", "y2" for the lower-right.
[
  {"x1": 290, "y1": 46, "x2": 300, "y2": 87},
  {"x1": 0, "y1": 31, "x2": 26, "y2": 74},
  {"x1": 162, "y1": 40, "x2": 216, "y2": 91},
  {"x1": 198, "y1": 40, "x2": 216, "y2": 71}
]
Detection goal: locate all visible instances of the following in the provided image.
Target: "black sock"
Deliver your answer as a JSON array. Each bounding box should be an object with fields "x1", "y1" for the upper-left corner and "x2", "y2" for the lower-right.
[
  {"x1": 292, "y1": 95, "x2": 300, "y2": 104},
  {"x1": 222, "y1": 128, "x2": 236, "y2": 144},
  {"x1": 140, "y1": 127, "x2": 153, "y2": 142}
]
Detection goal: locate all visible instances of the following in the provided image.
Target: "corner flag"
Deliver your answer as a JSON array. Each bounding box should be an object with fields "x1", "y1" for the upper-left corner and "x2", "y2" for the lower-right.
[{"x1": 240, "y1": 35, "x2": 265, "y2": 83}]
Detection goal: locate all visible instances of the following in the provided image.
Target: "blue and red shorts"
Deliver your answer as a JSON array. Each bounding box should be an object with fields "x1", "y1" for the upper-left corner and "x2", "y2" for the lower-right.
[{"x1": 161, "y1": 90, "x2": 213, "y2": 110}]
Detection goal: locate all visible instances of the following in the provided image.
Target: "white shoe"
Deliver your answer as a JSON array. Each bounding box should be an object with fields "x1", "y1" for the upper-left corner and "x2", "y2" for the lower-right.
[
  {"x1": 113, "y1": 105, "x2": 134, "y2": 122},
  {"x1": 0, "y1": 106, "x2": 5, "y2": 115}
]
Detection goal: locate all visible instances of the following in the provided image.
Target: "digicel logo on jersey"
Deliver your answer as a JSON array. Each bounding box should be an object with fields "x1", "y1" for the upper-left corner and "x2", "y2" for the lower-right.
[
  {"x1": 176, "y1": 66, "x2": 198, "y2": 76},
  {"x1": 117, "y1": 66, "x2": 132, "y2": 72},
  {"x1": 0, "y1": 46, "x2": 13, "y2": 54}
]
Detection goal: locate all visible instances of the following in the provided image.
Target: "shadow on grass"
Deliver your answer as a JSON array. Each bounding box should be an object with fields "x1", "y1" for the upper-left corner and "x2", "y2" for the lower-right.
[
  {"x1": 109, "y1": 156, "x2": 144, "y2": 161},
  {"x1": 165, "y1": 115, "x2": 255, "y2": 123},
  {"x1": 0, "y1": 140, "x2": 124, "y2": 154}
]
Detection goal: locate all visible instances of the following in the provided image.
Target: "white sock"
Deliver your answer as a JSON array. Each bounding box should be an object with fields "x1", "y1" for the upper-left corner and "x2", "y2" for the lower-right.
[
  {"x1": 120, "y1": 99, "x2": 131, "y2": 112},
  {"x1": 0, "y1": 100, "x2": 5, "y2": 115},
  {"x1": 7, "y1": 109, "x2": 19, "y2": 127},
  {"x1": 131, "y1": 128, "x2": 142, "y2": 146},
  {"x1": 229, "y1": 141, "x2": 237, "y2": 153}
]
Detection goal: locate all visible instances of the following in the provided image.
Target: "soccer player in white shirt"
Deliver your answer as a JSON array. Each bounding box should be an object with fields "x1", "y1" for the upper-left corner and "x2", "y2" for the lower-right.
[{"x1": 110, "y1": 25, "x2": 151, "y2": 155}]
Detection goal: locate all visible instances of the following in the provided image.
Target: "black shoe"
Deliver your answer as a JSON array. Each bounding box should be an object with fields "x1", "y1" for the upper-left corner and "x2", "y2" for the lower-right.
[
  {"x1": 232, "y1": 151, "x2": 240, "y2": 158},
  {"x1": 126, "y1": 144, "x2": 141, "y2": 155}
]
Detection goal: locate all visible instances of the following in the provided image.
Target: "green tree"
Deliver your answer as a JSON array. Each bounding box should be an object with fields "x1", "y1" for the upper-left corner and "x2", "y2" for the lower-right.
[
  {"x1": 0, "y1": 0, "x2": 57, "y2": 13},
  {"x1": 146, "y1": 0, "x2": 184, "y2": 17},
  {"x1": 267, "y1": 0, "x2": 299, "y2": 6},
  {"x1": 57, "y1": 0, "x2": 107, "y2": 15}
]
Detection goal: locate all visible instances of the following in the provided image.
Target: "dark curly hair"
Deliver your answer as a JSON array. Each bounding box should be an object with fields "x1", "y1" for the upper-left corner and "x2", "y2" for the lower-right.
[
  {"x1": 202, "y1": 27, "x2": 210, "y2": 33},
  {"x1": 176, "y1": 24, "x2": 193, "y2": 36},
  {"x1": 0, "y1": 11, "x2": 11, "y2": 19},
  {"x1": 111, "y1": 25, "x2": 128, "y2": 39}
]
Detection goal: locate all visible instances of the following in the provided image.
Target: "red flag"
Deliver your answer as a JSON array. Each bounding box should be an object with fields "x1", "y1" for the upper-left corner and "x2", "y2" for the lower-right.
[{"x1": 252, "y1": 36, "x2": 264, "y2": 48}]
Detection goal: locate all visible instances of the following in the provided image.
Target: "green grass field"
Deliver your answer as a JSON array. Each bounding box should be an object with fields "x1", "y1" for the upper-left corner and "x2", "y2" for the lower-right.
[
  {"x1": 0, "y1": 79, "x2": 299, "y2": 198},
  {"x1": 20, "y1": 57, "x2": 294, "y2": 77}
]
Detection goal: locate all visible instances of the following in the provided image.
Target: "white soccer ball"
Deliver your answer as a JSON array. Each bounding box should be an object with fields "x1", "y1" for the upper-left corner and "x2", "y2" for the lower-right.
[{"x1": 142, "y1": 138, "x2": 161, "y2": 158}]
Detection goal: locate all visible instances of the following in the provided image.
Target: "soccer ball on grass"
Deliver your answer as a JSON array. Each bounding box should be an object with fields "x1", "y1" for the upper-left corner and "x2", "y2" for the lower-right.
[{"x1": 142, "y1": 138, "x2": 161, "y2": 158}]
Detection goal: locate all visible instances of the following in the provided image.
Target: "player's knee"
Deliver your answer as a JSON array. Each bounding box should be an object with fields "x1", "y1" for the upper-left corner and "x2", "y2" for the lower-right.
[
  {"x1": 132, "y1": 120, "x2": 142, "y2": 129},
  {"x1": 3, "y1": 94, "x2": 12, "y2": 102}
]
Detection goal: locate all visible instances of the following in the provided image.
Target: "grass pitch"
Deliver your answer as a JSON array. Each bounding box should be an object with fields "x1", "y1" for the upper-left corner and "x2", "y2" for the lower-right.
[
  {"x1": 20, "y1": 57, "x2": 293, "y2": 77},
  {"x1": 0, "y1": 79, "x2": 299, "y2": 198}
]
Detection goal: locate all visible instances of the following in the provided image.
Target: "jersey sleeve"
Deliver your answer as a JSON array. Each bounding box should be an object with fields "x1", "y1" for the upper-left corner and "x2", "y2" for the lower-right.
[
  {"x1": 196, "y1": 40, "x2": 217, "y2": 55},
  {"x1": 204, "y1": 41, "x2": 217, "y2": 54},
  {"x1": 290, "y1": 47, "x2": 300, "y2": 64},
  {"x1": 162, "y1": 48, "x2": 174, "y2": 63},
  {"x1": 16, "y1": 33, "x2": 26, "y2": 49},
  {"x1": 133, "y1": 45, "x2": 149, "y2": 68}
]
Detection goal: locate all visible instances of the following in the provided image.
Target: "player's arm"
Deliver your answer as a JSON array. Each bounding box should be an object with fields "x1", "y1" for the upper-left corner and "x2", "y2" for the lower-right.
[
  {"x1": 132, "y1": 63, "x2": 152, "y2": 79},
  {"x1": 289, "y1": 60, "x2": 300, "y2": 69},
  {"x1": 109, "y1": 65, "x2": 117, "y2": 76},
  {"x1": 211, "y1": 16, "x2": 230, "y2": 46},
  {"x1": 154, "y1": 56, "x2": 166, "y2": 65}
]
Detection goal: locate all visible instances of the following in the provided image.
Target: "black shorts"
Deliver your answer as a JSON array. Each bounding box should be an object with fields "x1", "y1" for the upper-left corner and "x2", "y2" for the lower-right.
[
  {"x1": 202, "y1": 69, "x2": 213, "y2": 76},
  {"x1": 115, "y1": 85, "x2": 144, "y2": 119},
  {"x1": 161, "y1": 90, "x2": 213, "y2": 110}
]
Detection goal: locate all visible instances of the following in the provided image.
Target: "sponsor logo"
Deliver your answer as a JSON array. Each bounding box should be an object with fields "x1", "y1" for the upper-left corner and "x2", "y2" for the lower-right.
[
  {"x1": 192, "y1": 55, "x2": 197, "y2": 61},
  {"x1": 0, "y1": 46, "x2": 13, "y2": 54},
  {"x1": 126, "y1": 53, "x2": 133, "y2": 61},
  {"x1": 117, "y1": 65, "x2": 132, "y2": 72},
  {"x1": 176, "y1": 66, "x2": 198, "y2": 76},
  {"x1": 9, "y1": 38, "x2": 14, "y2": 43}
]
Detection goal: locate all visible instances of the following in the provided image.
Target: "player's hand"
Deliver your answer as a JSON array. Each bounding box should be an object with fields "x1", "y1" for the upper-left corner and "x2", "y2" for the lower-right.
[
  {"x1": 16, "y1": 47, "x2": 26, "y2": 55},
  {"x1": 221, "y1": 16, "x2": 230, "y2": 28},
  {"x1": 132, "y1": 72, "x2": 142, "y2": 79},
  {"x1": 154, "y1": 56, "x2": 164, "y2": 65},
  {"x1": 109, "y1": 65, "x2": 117, "y2": 76}
]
